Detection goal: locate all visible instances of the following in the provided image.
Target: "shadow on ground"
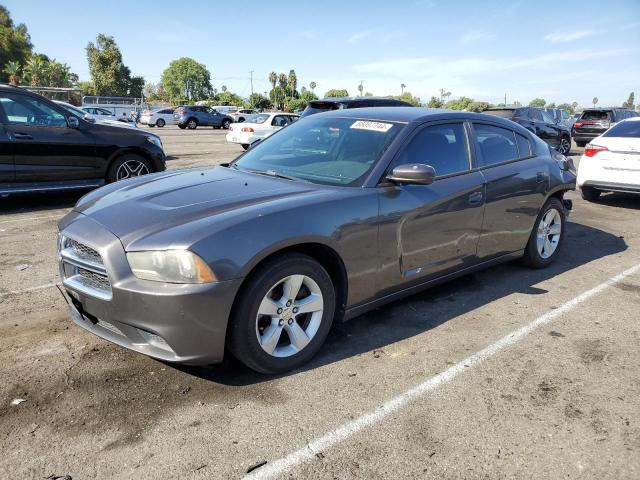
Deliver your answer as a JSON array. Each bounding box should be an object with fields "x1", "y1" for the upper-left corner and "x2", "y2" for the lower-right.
[
  {"x1": 0, "y1": 190, "x2": 84, "y2": 214},
  {"x1": 180, "y1": 220, "x2": 627, "y2": 385}
]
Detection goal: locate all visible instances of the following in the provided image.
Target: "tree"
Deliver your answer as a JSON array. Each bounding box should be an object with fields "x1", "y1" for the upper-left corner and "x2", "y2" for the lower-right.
[
  {"x1": 221, "y1": 85, "x2": 227, "y2": 93},
  {"x1": 46, "y1": 60, "x2": 77, "y2": 87},
  {"x1": 86, "y1": 34, "x2": 143, "y2": 96},
  {"x1": 268, "y1": 72, "x2": 277, "y2": 92},
  {"x1": 161, "y1": 57, "x2": 211, "y2": 102},
  {"x1": 400, "y1": 83, "x2": 406, "y2": 94},
  {"x1": 395, "y1": 91, "x2": 421, "y2": 106},
  {"x1": 23, "y1": 55, "x2": 47, "y2": 86},
  {"x1": 592, "y1": 97, "x2": 598, "y2": 107},
  {"x1": 324, "y1": 89, "x2": 349, "y2": 97},
  {"x1": 278, "y1": 72, "x2": 287, "y2": 92},
  {"x1": 427, "y1": 96, "x2": 444, "y2": 108},
  {"x1": 3, "y1": 60, "x2": 20, "y2": 85},
  {"x1": 212, "y1": 90, "x2": 244, "y2": 106},
  {"x1": 546, "y1": 102, "x2": 556, "y2": 108},
  {"x1": 288, "y1": 69, "x2": 297, "y2": 97},
  {"x1": 466, "y1": 101, "x2": 491, "y2": 112},
  {"x1": 248, "y1": 93, "x2": 272, "y2": 110},
  {"x1": 557, "y1": 103, "x2": 574, "y2": 115},
  {"x1": 309, "y1": 81, "x2": 316, "y2": 94},
  {"x1": 528, "y1": 98, "x2": 546, "y2": 108},
  {"x1": 364, "y1": 92, "x2": 373, "y2": 96},
  {"x1": 0, "y1": 5, "x2": 33, "y2": 82},
  {"x1": 439, "y1": 88, "x2": 451, "y2": 103},
  {"x1": 269, "y1": 86, "x2": 286, "y2": 110},
  {"x1": 622, "y1": 92, "x2": 635, "y2": 109}
]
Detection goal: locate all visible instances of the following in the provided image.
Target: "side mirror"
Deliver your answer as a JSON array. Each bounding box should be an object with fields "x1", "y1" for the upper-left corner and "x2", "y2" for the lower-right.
[
  {"x1": 386, "y1": 163, "x2": 436, "y2": 185},
  {"x1": 67, "y1": 116, "x2": 80, "y2": 129}
]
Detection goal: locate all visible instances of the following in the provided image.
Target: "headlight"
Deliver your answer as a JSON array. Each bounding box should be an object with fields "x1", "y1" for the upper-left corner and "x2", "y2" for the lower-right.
[
  {"x1": 146, "y1": 135, "x2": 163, "y2": 150},
  {"x1": 126, "y1": 250, "x2": 216, "y2": 283}
]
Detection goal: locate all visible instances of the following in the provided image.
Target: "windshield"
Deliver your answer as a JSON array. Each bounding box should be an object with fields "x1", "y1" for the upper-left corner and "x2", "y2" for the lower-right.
[
  {"x1": 233, "y1": 116, "x2": 403, "y2": 186},
  {"x1": 300, "y1": 101, "x2": 341, "y2": 118},
  {"x1": 58, "y1": 103, "x2": 87, "y2": 118},
  {"x1": 244, "y1": 113, "x2": 270, "y2": 124},
  {"x1": 483, "y1": 109, "x2": 516, "y2": 118},
  {"x1": 602, "y1": 120, "x2": 640, "y2": 138}
]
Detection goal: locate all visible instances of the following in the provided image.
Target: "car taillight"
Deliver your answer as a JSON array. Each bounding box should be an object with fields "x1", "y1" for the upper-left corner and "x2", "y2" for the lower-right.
[
  {"x1": 241, "y1": 127, "x2": 254, "y2": 132},
  {"x1": 573, "y1": 122, "x2": 583, "y2": 128},
  {"x1": 584, "y1": 144, "x2": 608, "y2": 157}
]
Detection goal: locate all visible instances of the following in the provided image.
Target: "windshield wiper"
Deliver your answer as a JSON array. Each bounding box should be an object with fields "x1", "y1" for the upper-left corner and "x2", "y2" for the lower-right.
[{"x1": 241, "y1": 168, "x2": 305, "y2": 182}]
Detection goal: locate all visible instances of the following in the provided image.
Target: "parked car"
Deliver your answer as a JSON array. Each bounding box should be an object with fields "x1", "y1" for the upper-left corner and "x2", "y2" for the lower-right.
[
  {"x1": 572, "y1": 108, "x2": 639, "y2": 147},
  {"x1": 55, "y1": 101, "x2": 137, "y2": 129},
  {"x1": 140, "y1": 107, "x2": 176, "y2": 127},
  {"x1": 483, "y1": 107, "x2": 572, "y2": 155},
  {"x1": 0, "y1": 85, "x2": 165, "y2": 195},
  {"x1": 58, "y1": 107, "x2": 575, "y2": 373},
  {"x1": 545, "y1": 108, "x2": 572, "y2": 129},
  {"x1": 210, "y1": 105, "x2": 239, "y2": 115},
  {"x1": 300, "y1": 96, "x2": 414, "y2": 118},
  {"x1": 226, "y1": 112, "x2": 299, "y2": 149},
  {"x1": 577, "y1": 117, "x2": 640, "y2": 201},
  {"x1": 80, "y1": 106, "x2": 117, "y2": 122},
  {"x1": 174, "y1": 105, "x2": 234, "y2": 130},
  {"x1": 230, "y1": 108, "x2": 256, "y2": 123}
]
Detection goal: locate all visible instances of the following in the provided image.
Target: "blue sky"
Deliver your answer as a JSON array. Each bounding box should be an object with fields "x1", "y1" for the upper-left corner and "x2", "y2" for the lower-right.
[{"x1": 4, "y1": 0, "x2": 639, "y2": 107}]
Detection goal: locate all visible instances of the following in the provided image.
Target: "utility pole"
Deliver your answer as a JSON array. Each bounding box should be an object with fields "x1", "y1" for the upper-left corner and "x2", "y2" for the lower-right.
[{"x1": 250, "y1": 70, "x2": 254, "y2": 96}]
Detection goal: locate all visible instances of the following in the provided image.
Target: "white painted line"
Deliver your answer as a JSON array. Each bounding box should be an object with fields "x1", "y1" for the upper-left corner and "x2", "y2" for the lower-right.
[
  {"x1": 0, "y1": 282, "x2": 59, "y2": 298},
  {"x1": 245, "y1": 262, "x2": 640, "y2": 480},
  {"x1": 0, "y1": 213, "x2": 66, "y2": 226}
]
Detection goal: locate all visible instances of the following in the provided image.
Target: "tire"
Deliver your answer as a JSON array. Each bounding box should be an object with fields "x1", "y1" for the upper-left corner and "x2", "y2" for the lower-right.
[
  {"x1": 581, "y1": 186, "x2": 601, "y2": 202},
  {"x1": 178, "y1": 124, "x2": 186, "y2": 130},
  {"x1": 576, "y1": 140, "x2": 586, "y2": 147},
  {"x1": 222, "y1": 119, "x2": 231, "y2": 129},
  {"x1": 522, "y1": 197, "x2": 566, "y2": 269},
  {"x1": 557, "y1": 136, "x2": 571, "y2": 155},
  {"x1": 156, "y1": 119, "x2": 166, "y2": 127},
  {"x1": 241, "y1": 144, "x2": 250, "y2": 151},
  {"x1": 106, "y1": 154, "x2": 153, "y2": 183},
  {"x1": 228, "y1": 253, "x2": 336, "y2": 374},
  {"x1": 187, "y1": 118, "x2": 198, "y2": 129}
]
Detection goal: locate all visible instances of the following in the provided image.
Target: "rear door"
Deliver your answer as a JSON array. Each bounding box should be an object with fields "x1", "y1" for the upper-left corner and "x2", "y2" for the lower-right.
[
  {"x1": 471, "y1": 122, "x2": 548, "y2": 259},
  {"x1": 0, "y1": 116, "x2": 15, "y2": 182},
  {"x1": 0, "y1": 92, "x2": 98, "y2": 183},
  {"x1": 378, "y1": 121, "x2": 486, "y2": 288}
]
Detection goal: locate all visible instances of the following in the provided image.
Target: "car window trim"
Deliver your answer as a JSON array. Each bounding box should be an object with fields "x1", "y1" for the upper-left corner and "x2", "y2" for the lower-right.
[{"x1": 468, "y1": 120, "x2": 536, "y2": 171}]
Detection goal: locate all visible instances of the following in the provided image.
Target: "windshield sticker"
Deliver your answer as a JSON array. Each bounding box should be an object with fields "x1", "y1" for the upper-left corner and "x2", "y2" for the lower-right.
[{"x1": 350, "y1": 120, "x2": 393, "y2": 132}]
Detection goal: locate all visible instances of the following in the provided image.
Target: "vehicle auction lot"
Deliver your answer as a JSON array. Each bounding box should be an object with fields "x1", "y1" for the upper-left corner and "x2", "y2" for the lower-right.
[{"x1": 1, "y1": 128, "x2": 639, "y2": 479}]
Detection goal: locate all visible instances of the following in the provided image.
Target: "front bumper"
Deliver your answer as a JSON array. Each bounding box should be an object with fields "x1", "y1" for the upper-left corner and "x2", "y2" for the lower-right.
[{"x1": 58, "y1": 214, "x2": 243, "y2": 365}]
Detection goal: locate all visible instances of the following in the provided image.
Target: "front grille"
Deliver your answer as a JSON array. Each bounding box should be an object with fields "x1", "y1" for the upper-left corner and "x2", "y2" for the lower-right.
[{"x1": 59, "y1": 235, "x2": 112, "y2": 300}]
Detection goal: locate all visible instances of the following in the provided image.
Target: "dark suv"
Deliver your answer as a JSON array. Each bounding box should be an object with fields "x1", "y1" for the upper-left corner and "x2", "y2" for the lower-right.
[
  {"x1": 483, "y1": 107, "x2": 572, "y2": 155},
  {"x1": 0, "y1": 84, "x2": 165, "y2": 195},
  {"x1": 572, "y1": 108, "x2": 639, "y2": 146},
  {"x1": 174, "y1": 106, "x2": 234, "y2": 130},
  {"x1": 300, "y1": 96, "x2": 413, "y2": 118}
]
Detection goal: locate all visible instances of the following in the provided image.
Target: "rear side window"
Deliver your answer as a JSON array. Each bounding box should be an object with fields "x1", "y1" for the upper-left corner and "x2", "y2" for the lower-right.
[
  {"x1": 602, "y1": 121, "x2": 640, "y2": 138},
  {"x1": 394, "y1": 123, "x2": 470, "y2": 177},
  {"x1": 473, "y1": 123, "x2": 519, "y2": 167},
  {"x1": 515, "y1": 133, "x2": 532, "y2": 157}
]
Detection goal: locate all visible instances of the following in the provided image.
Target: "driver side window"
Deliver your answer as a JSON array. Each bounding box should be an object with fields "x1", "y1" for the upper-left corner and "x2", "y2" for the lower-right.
[
  {"x1": 0, "y1": 94, "x2": 66, "y2": 127},
  {"x1": 392, "y1": 123, "x2": 470, "y2": 177}
]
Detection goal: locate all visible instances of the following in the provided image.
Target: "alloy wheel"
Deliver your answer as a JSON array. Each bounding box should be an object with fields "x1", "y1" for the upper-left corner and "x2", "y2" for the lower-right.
[
  {"x1": 115, "y1": 160, "x2": 150, "y2": 180},
  {"x1": 558, "y1": 138, "x2": 571, "y2": 155},
  {"x1": 536, "y1": 208, "x2": 562, "y2": 259},
  {"x1": 255, "y1": 274, "x2": 324, "y2": 358},
  {"x1": 188, "y1": 120, "x2": 197, "y2": 129}
]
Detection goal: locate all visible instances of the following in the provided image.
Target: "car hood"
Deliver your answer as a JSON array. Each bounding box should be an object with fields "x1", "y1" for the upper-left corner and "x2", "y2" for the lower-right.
[{"x1": 73, "y1": 166, "x2": 321, "y2": 249}]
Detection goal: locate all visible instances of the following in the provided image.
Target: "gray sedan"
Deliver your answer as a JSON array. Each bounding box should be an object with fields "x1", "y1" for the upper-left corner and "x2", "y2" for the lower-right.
[{"x1": 58, "y1": 108, "x2": 576, "y2": 374}]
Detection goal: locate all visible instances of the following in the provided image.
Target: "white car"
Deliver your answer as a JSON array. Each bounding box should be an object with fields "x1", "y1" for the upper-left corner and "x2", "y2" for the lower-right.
[
  {"x1": 140, "y1": 108, "x2": 176, "y2": 127},
  {"x1": 226, "y1": 112, "x2": 299, "y2": 149},
  {"x1": 80, "y1": 106, "x2": 117, "y2": 121},
  {"x1": 577, "y1": 117, "x2": 640, "y2": 201},
  {"x1": 54, "y1": 101, "x2": 137, "y2": 129}
]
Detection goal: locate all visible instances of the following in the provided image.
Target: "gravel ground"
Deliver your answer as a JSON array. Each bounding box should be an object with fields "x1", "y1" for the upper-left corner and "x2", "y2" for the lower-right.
[{"x1": 1, "y1": 128, "x2": 639, "y2": 479}]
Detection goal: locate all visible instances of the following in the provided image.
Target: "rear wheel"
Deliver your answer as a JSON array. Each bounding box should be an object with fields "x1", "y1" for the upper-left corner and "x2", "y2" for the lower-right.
[
  {"x1": 156, "y1": 118, "x2": 166, "y2": 127},
  {"x1": 107, "y1": 155, "x2": 152, "y2": 183},
  {"x1": 222, "y1": 119, "x2": 231, "y2": 129},
  {"x1": 522, "y1": 197, "x2": 565, "y2": 269},
  {"x1": 581, "y1": 186, "x2": 601, "y2": 202},
  {"x1": 228, "y1": 254, "x2": 335, "y2": 374},
  {"x1": 557, "y1": 136, "x2": 571, "y2": 155},
  {"x1": 187, "y1": 118, "x2": 198, "y2": 129}
]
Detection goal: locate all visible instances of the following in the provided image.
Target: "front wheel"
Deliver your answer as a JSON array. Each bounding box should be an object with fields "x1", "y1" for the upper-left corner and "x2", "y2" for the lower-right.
[
  {"x1": 522, "y1": 197, "x2": 565, "y2": 269},
  {"x1": 156, "y1": 119, "x2": 166, "y2": 127},
  {"x1": 557, "y1": 136, "x2": 571, "y2": 155},
  {"x1": 222, "y1": 119, "x2": 231, "y2": 129},
  {"x1": 228, "y1": 254, "x2": 336, "y2": 374},
  {"x1": 107, "y1": 155, "x2": 152, "y2": 183}
]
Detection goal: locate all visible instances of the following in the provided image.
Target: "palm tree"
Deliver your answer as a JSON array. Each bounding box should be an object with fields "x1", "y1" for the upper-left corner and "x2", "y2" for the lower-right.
[
  {"x1": 401, "y1": 83, "x2": 406, "y2": 94},
  {"x1": 357, "y1": 81, "x2": 363, "y2": 96},
  {"x1": 268, "y1": 72, "x2": 277, "y2": 96},
  {"x1": 24, "y1": 56, "x2": 48, "y2": 86},
  {"x1": 3, "y1": 61, "x2": 21, "y2": 85},
  {"x1": 278, "y1": 73, "x2": 287, "y2": 91},
  {"x1": 309, "y1": 81, "x2": 316, "y2": 94},
  {"x1": 221, "y1": 85, "x2": 228, "y2": 93},
  {"x1": 288, "y1": 69, "x2": 297, "y2": 98},
  {"x1": 592, "y1": 97, "x2": 598, "y2": 107}
]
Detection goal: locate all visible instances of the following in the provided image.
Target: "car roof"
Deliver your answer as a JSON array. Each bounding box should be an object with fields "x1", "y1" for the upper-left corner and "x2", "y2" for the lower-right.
[{"x1": 313, "y1": 96, "x2": 412, "y2": 105}]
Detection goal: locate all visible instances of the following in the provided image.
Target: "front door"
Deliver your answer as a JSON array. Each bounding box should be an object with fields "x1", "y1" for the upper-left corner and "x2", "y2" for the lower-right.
[
  {"x1": 378, "y1": 122, "x2": 486, "y2": 291},
  {"x1": 1, "y1": 92, "x2": 98, "y2": 182},
  {"x1": 0, "y1": 123, "x2": 15, "y2": 182}
]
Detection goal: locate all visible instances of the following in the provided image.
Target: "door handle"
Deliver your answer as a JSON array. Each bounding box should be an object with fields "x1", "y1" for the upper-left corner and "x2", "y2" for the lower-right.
[
  {"x1": 12, "y1": 132, "x2": 33, "y2": 140},
  {"x1": 468, "y1": 191, "x2": 483, "y2": 205}
]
